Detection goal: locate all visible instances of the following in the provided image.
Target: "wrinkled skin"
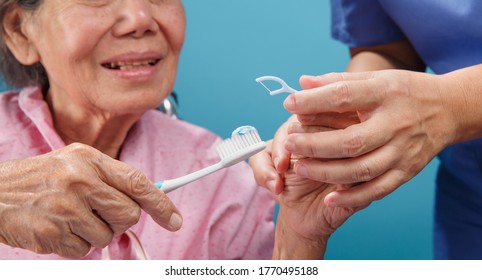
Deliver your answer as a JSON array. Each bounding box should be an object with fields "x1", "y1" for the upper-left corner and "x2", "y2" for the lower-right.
[
  {"x1": 0, "y1": 0, "x2": 186, "y2": 257},
  {"x1": 0, "y1": 143, "x2": 182, "y2": 258},
  {"x1": 279, "y1": 167, "x2": 358, "y2": 241},
  {"x1": 250, "y1": 122, "x2": 367, "y2": 259}
]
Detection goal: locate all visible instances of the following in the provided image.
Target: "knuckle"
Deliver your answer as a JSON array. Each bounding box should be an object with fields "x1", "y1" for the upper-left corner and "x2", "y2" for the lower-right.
[
  {"x1": 32, "y1": 244, "x2": 52, "y2": 255},
  {"x1": 66, "y1": 142, "x2": 96, "y2": 158},
  {"x1": 98, "y1": 231, "x2": 114, "y2": 248},
  {"x1": 124, "y1": 205, "x2": 142, "y2": 226},
  {"x1": 296, "y1": 135, "x2": 320, "y2": 158},
  {"x1": 35, "y1": 223, "x2": 61, "y2": 242},
  {"x1": 307, "y1": 141, "x2": 318, "y2": 158},
  {"x1": 318, "y1": 169, "x2": 331, "y2": 182},
  {"x1": 341, "y1": 130, "x2": 365, "y2": 157},
  {"x1": 65, "y1": 143, "x2": 105, "y2": 169},
  {"x1": 155, "y1": 196, "x2": 172, "y2": 215},
  {"x1": 353, "y1": 162, "x2": 373, "y2": 182},
  {"x1": 56, "y1": 234, "x2": 91, "y2": 258},
  {"x1": 127, "y1": 168, "x2": 150, "y2": 197},
  {"x1": 325, "y1": 72, "x2": 345, "y2": 82},
  {"x1": 77, "y1": 244, "x2": 92, "y2": 257},
  {"x1": 331, "y1": 82, "x2": 352, "y2": 110},
  {"x1": 151, "y1": 194, "x2": 174, "y2": 220},
  {"x1": 394, "y1": 169, "x2": 410, "y2": 186},
  {"x1": 65, "y1": 243, "x2": 91, "y2": 258},
  {"x1": 370, "y1": 184, "x2": 386, "y2": 201},
  {"x1": 50, "y1": 144, "x2": 101, "y2": 181},
  {"x1": 68, "y1": 142, "x2": 88, "y2": 151},
  {"x1": 297, "y1": 114, "x2": 316, "y2": 124},
  {"x1": 311, "y1": 166, "x2": 331, "y2": 182},
  {"x1": 31, "y1": 224, "x2": 61, "y2": 255}
]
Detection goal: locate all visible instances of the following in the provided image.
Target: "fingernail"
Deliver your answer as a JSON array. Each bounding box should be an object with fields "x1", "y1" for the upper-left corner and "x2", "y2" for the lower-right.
[
  {"x1": 295, "y1": 164, "x2": 308, "y2": 177},
  {"x1": 283, "y1": 94, "x2": 296, "y2": 111},
  {"x1": 325, "y1": 193, "x2": 338, "y2": 207},
  {"x1": 285, "y1": 139, "x2": 296, "y2": 152},
  {"x1": 169, "y1": 213, "x2": 183, "y2": 230},
  {"x1": 274, "y1": 157, "x2": 280, "y2": 170},
  {"x1": 267, "y1": 179, "x2": 277, "y2": 193},
  {"x1": 297, "y1": 115, "x2": 316, "y2": 124},
  {"x1": 288, "y1": 122, "x2": 303, "y2": 133}
]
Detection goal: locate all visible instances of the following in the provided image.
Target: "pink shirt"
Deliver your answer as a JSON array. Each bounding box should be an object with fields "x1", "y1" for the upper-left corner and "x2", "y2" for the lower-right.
[{"x1": 0, "y1": 87, "x2": 275, "y2": 259}]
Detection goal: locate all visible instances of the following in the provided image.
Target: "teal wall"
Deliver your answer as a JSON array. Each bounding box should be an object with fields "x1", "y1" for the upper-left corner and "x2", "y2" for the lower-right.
[
  {"x1": 0, "y1": 80, "x2": 7, "y2": 92},
  {"x1": 176, "y1": 0, "x2": 437, "y2": 259}
]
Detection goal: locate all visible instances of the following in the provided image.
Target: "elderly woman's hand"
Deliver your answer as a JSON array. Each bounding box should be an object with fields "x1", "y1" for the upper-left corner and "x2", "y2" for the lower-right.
[
  {"x1": 249, "y1": 116, "x2": 296, "y2": 195},
  {"x1": 273, "y1": 167, "x2": 366, "y2": 259},
  {"x1": 0, "y1": 143, "x2": 182, "y2": 258},
  {"x1": 250, "y1": 134, "x2": 366, "y2": 259}
]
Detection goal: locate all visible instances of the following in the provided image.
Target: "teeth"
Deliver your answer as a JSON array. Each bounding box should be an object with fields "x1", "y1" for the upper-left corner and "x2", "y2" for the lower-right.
[{"x1": 106, "y1": 59, "x2": 157, "y2": 70}]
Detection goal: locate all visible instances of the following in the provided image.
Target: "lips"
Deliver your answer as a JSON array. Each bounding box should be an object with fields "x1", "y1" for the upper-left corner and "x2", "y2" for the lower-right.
[{"x1": 102, "y1": 59, "x2": 160, "y2": 70}]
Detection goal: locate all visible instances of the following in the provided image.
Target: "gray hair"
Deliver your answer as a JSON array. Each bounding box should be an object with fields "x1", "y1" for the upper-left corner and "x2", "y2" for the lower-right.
[{"x1": 0, "y1": 0, "x2": 47, "y2": 90}]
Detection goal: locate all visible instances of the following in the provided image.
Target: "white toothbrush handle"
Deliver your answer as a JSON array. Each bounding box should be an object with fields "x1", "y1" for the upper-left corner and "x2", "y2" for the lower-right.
[{"x1": 155, "y1": 161, "x2": 224, "y2": 193}]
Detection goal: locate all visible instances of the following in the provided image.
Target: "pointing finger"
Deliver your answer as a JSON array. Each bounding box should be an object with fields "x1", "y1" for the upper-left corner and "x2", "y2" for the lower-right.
[
  {"x1": 284, "y1": 77, "x2": 381, "y2": 115},
  {"x1": 95, "y1": 155, "x2": 183, "y2": 231}
]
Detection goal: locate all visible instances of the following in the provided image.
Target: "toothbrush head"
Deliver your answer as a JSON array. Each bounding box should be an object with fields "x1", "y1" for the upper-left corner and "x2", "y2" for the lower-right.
[
  {"x1": 155, "y1": 126, "x2": 265, "y2": 193},
  {"x1": 215, "y1": 125, "x2": 266, "y2": 167},
  {"x1": 255, "y1": 76, "x2": 297, "y2": 96}
]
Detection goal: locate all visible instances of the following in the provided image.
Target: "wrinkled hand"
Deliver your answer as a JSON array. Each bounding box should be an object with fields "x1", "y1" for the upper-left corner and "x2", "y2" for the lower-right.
[
  {"x1": 253, "y1": 111, "x2": 360, "y2": 196},
  {"x1": 281, "y1": 71, "x2": 454, "y2": 208},
  {"x1": 0, "y1": 143, "x2": 182, "y2": 258},
  {"x1": 250, "y1": 139, "x2": 366, "y2": 259},
  {"x1": 276, "y1": 166, "x2": 364, "y2": 245},
  {"x1": 249, "y1": 116, "x2": 295, "y2": 195}
]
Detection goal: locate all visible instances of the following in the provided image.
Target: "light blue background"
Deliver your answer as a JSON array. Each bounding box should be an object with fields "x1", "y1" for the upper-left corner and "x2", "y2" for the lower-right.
[
  {"x1": 0, "y1": 0, "x2": 437, "y2": 260},
  {"x1": 175, "y1": 0, "x2": 438, "y2": 259}
]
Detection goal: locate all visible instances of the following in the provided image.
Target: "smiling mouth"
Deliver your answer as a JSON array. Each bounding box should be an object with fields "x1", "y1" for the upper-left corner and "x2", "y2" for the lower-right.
[{"x1": 102, "y1": 59, "x2": 160, "y2": 70}]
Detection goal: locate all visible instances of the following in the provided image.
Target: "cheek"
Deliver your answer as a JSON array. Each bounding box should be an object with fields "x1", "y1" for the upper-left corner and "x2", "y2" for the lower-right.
[
  {"x1": 164, "y1": 5, "x2": 186, "y2": 53},
  {"x1": 34, "y1": 16, "x2": 104, "y2": 79},
  {"x1": 54, "y1": 15, "x2": 105, "y2": 61}
]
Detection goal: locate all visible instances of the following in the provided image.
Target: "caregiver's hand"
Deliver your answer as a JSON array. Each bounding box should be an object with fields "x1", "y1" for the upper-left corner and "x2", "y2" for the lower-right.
[
  {"x1": 283, "y1": 70, "x2": 460, "y2": 208},
  {"x1": 250, "y1": 84, "x2": 360, "y2": 196},
  {"x1": 0, "y1": 143, "x2": 182, "y2": 258}
]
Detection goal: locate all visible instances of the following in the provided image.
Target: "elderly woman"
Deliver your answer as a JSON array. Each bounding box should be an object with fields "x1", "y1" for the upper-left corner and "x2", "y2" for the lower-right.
[{"x1": 0, "y1": 0, "x2": 358, "y2": 260}]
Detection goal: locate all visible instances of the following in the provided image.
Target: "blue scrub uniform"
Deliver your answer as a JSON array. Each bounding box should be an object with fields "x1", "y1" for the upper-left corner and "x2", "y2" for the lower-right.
[{"x1": 331, "y1": 0, "x2": 482, "y2": 259}]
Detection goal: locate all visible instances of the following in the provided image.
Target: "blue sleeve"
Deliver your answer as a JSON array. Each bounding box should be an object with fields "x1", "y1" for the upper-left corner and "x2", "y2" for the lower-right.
[{"x1": 330, "y1": 0, "x2": 405, "y2": 47}]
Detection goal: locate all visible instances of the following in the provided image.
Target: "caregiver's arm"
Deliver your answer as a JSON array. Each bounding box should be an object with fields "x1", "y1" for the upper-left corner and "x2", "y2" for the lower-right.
[
  {"x1": 347, "y1": 38, "x2": 426, "y2": 72},
  {"x1": 259, "y1": 39, "x2": 426, "y2": 194},
  {"x1": 283, "y1": 62, "x2": 482, "y2": 208}
]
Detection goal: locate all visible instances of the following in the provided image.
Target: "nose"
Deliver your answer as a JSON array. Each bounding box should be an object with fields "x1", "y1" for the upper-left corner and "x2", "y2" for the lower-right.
[{"x1": 113, "y1": 0, "x2": 158, "y2": 38}]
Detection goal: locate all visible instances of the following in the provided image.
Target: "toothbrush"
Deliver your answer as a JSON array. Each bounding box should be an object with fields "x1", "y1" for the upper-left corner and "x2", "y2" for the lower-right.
[
  {"x1": 155, "y1": 125, "x2": 266, "y2": 193},
  {"x1": 255, "y1": 76, "x2": 297, "y2": 95}
]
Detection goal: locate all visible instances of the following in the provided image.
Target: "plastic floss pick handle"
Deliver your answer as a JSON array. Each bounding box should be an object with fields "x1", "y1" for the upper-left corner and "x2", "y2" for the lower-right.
[{"x1": 255, "y1": 76, "x2": 297, "y2": 95}]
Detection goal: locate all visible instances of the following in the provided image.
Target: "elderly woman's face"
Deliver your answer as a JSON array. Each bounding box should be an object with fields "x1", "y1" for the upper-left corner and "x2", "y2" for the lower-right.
[{"x1": 22, "y1": 0, "x2": 185, "y2": 114}]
